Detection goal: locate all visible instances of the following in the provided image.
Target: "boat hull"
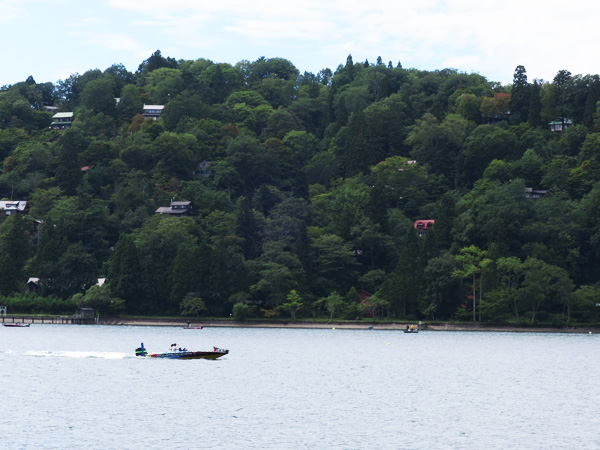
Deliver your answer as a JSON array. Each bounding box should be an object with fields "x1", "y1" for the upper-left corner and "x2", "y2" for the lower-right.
[
  {"x1": 136, "y1": 343, "x2": 228, "y2": 360},
  {"x1": 147, "y1": 350, "x2": 227, "y2": 360},
  {"x1": 3, "y1": 323, "x2": 30, "y2": 327}
]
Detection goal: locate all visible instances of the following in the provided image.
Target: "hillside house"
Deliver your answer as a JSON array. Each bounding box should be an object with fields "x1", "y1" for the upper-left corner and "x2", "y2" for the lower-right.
[
  {"x1": 155, "y1": 200, "x2": 194, "y2": 217},
  {"x1": 27, "y1": 277, "x2": 106, "y2": 293},
  {"x1": 194, "y1": 160, "x2": 212, "y2": 177},
  {"x1": 0, "y1": 200, "x2": 29, "y2": 215},
  {"x1": 525, "y1": 187, "x2": 548, "y2": 199},
  {"x1": 51, "y1": 112, "x2": 74, "y2": 129},
  {"x1": 414, "y1": 219, "x2": 434, "y2": 235},
  {"x1": 143, "y1": 104, "x2": 164, "y2": 120},
  {"x1": 549, "y1": 118, "x2": 572, "y2": 132}
]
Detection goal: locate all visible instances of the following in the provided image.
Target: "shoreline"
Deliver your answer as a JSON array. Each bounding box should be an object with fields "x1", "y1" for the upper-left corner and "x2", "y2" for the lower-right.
[
  {"x1": 3, "y1": 315, "x2": 597, "y2": 333},
  {"x1": 99, "y1": 318, "x2": 598, "y2": 333}
]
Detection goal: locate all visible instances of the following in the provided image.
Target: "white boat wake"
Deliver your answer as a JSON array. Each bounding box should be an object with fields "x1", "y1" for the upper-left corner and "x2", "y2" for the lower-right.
[{"x1": 23, "y1": 350, "x2": 131, "y2": 359}]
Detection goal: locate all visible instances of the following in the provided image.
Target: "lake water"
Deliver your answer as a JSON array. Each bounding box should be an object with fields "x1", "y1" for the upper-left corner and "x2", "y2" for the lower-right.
[{"x1": 1, "y1": 325, "x2": 599, "y2": 450}]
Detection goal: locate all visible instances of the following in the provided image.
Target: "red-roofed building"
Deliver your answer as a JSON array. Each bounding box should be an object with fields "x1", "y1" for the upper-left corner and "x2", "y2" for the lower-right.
[{"x1": 414, "y1": 219, "x2": 434, "y2": 235}]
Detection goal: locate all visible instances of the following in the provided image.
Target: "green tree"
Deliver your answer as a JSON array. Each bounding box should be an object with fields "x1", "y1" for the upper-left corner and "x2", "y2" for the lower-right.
[
  {"x1": 117, "y1": 84, "x2": 144, "y2": 122},
  {"x1": 143, "y1": 68, "x2": 184, "y2": 104},
  {"x1": 453, "y1": 245, "x2": 491, "y2": 321},
  {"x1": 527, "y1": 80, "x2": 542, "y2": 127},
  {"x1": 406, "y1": 113, "x2": 468, "y2": 181},
  {"x1": 55, "y1": 242, "x2": 98, "y2": 298},
  {"x1": 456, "y1": 125, "x2": 516, "y2": 188},
  {"x1": 55, "y1": 129, "x2": 87, "y2": 195},
  {"x1": 170, "y1": 243, "x2": 205, "y2": 313},
  {"x1": 107, "y1": 234, "x2": 142, "y2": 311},
  {"x1": 74, "y1": 284, "x2": 125, "y2": 315},
  {"x1": 571, "y1": 285, "x2": 600, "y2": 323},
  {"x1": 510, "y1": 65, "x2": 529, "y2": 124},
  {"x1": 180, "y1": 293, "x2": 208, "y2": 317},
  {"x1": 319, "y1": 291, "x2": 345, "y2": 319},
  {"x1": 280, "y1": 289, "x2": 304, "y2": 319},
  {"x1": 310, "y1": 231, "x2": 359, "y2": 297},
  {"x1": 134, "y1": 216, "x2": 198, "y2": 313},
  {"x1": 0, "y1": 215, "x2": 31, "y2": 296},
  {"x1": 150, "y1": 132, "x2": 197, "y2": 180},
  {"x1": 79, "y1": 77, "x2": 117, "y2": 117},
  {"x1": 487, "y1": 256, "x2": 525, "y2": 322},
  {"x1": 357, "y1": 294, "x2": 390, "y2": 319},
  {"x1": 518, "y1": 257, "x2": 573, "y2": 323},
  {"x1": 421, "y1": 252, "x2": 461, "y2": 320}
]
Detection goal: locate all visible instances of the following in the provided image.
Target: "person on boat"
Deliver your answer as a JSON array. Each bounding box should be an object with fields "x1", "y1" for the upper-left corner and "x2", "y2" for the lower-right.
[
  {"x1": 406, "y1": 325, "x2": 410, "y2": 331},
  {"x1": 187, "y1": 321, "x2": 190, "y2": 328}
]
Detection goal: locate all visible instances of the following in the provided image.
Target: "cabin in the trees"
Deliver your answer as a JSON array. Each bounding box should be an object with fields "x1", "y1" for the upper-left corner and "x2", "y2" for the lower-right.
[
  {"x1": 414, "y1": 219, "x2": 434, "y2": 235},
  {"x1": 50, "y1": 112, "x2": 74, "y2": 129},
  {"x1": 27, "y1": 277, "x2": 40, "y2": 292},
  {"x1": 143, "y1": 104, "x2": 164, "y2": 120},
  {"x1": 549, "y1": 118, "x2": 572, "y2": 132},
  {"x1": 358, "y1": 290, "x2": 372, "y2": 302},
  {"x1": 0, "y1": 200, "x2": 29, "y2": 216},
  {"x1": 525, "y1": 187, "x2": 548, "y2": 199},
  {"x1": 194, "y1": 160, "x2": 212, "y2": 177},
  {"x1": 27, "y1": 277, "x2": 106, "y2": 293},
  {"x1": 74, "y1": 307, "x2": 97, "y2": 324},
  {"x1": 155, "y1": 200, "x2": 194, "y2": 217}
]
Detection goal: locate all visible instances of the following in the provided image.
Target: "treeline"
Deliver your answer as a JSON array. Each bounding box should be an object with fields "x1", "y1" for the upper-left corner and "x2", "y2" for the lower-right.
[{"x1": 1, "y1": 51, "x2": 600, "y2": 324}]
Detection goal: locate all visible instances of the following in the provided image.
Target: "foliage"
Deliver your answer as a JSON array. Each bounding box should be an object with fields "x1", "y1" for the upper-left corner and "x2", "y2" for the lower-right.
[
  {"x1": 72, "y1": 284, "x2": 125, "y2": 315},
  {"x1": 280, "y1": 289, "x2": 304, "y2": 319},
  {"x1": 179, "y1": 292, "x2": 208, "y2": 317},
  {"x1": 2, "y1": 54, "x2": 600, "y2": 325},
  {"x1": 232, "y1": 302, "x2": 251, "y2": 320}
]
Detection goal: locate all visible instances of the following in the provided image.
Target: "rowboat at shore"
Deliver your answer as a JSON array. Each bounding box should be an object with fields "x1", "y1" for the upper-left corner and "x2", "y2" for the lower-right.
[
  {"x1": 135, "y1": 343, "x2": 228, "y2": 360},
  {"x1": 3, "y1": 323, "x2": 30, "y2": 327}
]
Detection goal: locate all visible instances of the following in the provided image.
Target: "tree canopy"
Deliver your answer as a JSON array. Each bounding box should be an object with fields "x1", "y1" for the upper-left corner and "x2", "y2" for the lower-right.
[{"x1": 1, "y1": 55, "x2": 599, "y2": 325}]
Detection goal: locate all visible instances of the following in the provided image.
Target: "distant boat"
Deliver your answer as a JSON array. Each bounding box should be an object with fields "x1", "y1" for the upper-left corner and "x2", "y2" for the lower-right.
[
  {"x1": 403, "y1": 325, "x2": 418, "y2": 333},
  {"x1": 183, "y1": 326, "x2": 203, "y2": 329},
  {"x1": 135, "y1": 343, "x2": 228, "y2": 360},
  {"x1": 3, "y1": 323, "x2": 30, "y2": 328}
]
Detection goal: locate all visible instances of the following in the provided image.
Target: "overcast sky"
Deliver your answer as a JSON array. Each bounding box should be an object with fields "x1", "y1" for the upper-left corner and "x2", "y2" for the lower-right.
[{"x1": 1, "y1": 0, "x2": 598, "y2": 87}]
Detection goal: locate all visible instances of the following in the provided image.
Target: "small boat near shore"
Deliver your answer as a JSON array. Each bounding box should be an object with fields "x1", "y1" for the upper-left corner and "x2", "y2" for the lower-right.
[
  {"x1": 183, "y1": 326, "x2": 203, "y2": 329},
  {"x1": 403, "y1": 325, "x2": 418, "y2": 333},
  {"x1": 3, "y1": 323, "x2": 30, "y2": 328},
  {"x1": 135, "y1": 343, "x2": 228, "y2": 360}
]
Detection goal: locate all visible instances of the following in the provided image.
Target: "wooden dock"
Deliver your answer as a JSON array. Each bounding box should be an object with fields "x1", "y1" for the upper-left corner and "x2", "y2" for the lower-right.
[{"x1": 1, "y1": 315, "x2": 97, "y2": 325}]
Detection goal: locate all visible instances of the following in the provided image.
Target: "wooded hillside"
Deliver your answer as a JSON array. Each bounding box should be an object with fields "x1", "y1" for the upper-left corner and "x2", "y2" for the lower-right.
[{"x1": 1, "y1": 52, "x2": 599, "y2": 324}]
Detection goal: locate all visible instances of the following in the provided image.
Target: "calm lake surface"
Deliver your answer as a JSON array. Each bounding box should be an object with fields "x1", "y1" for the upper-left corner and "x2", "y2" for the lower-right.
[{"x1": 1, "y1": 325, "x2": 599, "y2": 450}]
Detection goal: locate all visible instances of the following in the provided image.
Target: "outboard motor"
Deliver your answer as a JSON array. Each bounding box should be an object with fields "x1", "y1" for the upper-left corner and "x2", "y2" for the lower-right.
[{"x1": 135, "y1": 343, "x2": 147, "y2": 357}]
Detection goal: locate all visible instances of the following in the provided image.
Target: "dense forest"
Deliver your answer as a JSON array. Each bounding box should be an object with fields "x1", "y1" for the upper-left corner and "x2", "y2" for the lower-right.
[{"x1": 1, "y1": 51, "x2": 600, "y2": 324}]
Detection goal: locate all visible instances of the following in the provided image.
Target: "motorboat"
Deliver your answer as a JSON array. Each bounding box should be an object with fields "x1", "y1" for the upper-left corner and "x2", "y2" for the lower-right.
[{"x1": 135, "y1": 343, "x2": 228, "y2": 360}]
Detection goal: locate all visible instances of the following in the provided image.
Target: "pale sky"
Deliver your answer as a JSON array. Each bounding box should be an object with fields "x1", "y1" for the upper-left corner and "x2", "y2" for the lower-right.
[{"x1": 1, "y1": 0, "x2": 598, "y2": 87}]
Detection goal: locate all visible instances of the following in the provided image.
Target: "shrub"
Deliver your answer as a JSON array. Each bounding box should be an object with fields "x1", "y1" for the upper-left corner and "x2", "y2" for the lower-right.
[{"x1": 232, "y1": 302, "x2": 251, "y2": 320}]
